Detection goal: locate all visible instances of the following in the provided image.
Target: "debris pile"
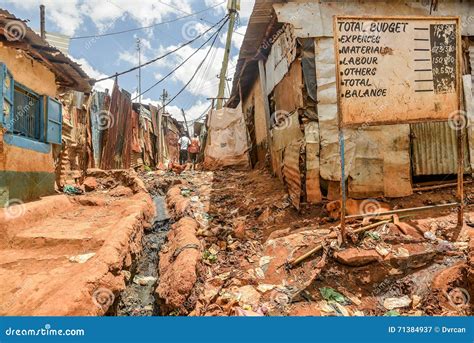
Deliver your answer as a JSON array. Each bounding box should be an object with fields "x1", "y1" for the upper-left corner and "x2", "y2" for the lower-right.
[{"x1": 154, "y1": 169, "x2": 473, "y2": 317}]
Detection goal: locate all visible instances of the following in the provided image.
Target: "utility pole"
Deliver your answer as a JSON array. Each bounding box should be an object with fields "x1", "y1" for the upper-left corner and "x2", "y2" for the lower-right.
[
  {"x1": 136, "y1": 38, "x2": 142, "y2": 114},
  {"x1": 40, "y1": 5, "x2": 45, "y2": 40},
  {"x1": 160, "y1": 89, "x2": 169, "y2": 114},
  {"x1": 216, "y1": 0, "x2": 239, "y2": 109}
]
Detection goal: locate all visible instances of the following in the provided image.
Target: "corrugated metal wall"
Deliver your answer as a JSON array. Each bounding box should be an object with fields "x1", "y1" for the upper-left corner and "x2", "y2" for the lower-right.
[{"x1": 410, "y1": 122, "x2": 470, "y2": 176}]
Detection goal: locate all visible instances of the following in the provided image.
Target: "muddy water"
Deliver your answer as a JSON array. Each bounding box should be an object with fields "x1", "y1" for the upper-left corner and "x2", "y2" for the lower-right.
[{"x1": 116, "y1": 196, "x2": 170, "y2": 316}]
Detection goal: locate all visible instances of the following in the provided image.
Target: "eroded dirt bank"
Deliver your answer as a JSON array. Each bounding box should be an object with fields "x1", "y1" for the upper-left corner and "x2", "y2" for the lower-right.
[
  {"x1": 155, "y1": 168, "x2": 473, "y2": 316},
  {"x1": 0, "y1": 169, "x2": 153, "y2": 316}
]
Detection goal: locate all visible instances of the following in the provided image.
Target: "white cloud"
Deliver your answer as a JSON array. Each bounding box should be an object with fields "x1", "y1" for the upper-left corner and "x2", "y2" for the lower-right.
[
  {"x1": 232, "y1": 25, "x2": 247, "y2": 49},
  {"x1": 4, "y1": 0, "x2": 83, "y2": 35},
  {"x1": 4, "y1": 0, "x2": 196, "y2": 36},
  {"x1": 82, "y1": 0, "x2": 193, "y2": 32},
  {"x1": 118, "y1": 50, "x2": 138, "y2": 65},
  {"x1": 203, "y1": 0, "x2": 254, "y2": 20},
  {"x1": 69, "y1": 56, "x2": 114, "y2": 92},
  {"x1": 239, "y1": 0, "x2": 255, "y2": 19}
]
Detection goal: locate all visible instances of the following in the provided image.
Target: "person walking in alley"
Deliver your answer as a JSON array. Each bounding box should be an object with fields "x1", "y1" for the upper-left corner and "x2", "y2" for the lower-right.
[
  {"x1": 188, "y1": 134, "x2": 201, "y2": 170},
  {"x1": 178, "y1": 133, "x2": 191, "y2": 165}
]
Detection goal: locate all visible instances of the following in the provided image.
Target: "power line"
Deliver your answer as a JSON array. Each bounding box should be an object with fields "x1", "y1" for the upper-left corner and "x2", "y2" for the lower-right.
[
  {"x1": 70, "y1": 1, "x2": 226, "y2": 39},
  {"x1": 189, "y1": 104, "x2": 211, "y2": 123},
  {"x1": 132, "y1": 17, "x2": 228, "y2": 101},
  {"x1": 163, "y1": 23, "x2": 223, "y2": 107},
  {"x1": 158, "y1": 0, "x2": 244, "y2": 36},
  {"x1": 94, "y1": 15, "x2": 228, "y2": 83}
]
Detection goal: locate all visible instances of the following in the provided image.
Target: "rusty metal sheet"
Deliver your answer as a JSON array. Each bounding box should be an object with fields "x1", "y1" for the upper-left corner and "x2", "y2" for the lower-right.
[
  {"x1": 334, "y1": 16, "x2": 461, "y2": 127},
  {"x1": 283, "y1": 140, "x2": 303, "y2": 209},
  {"x1": 100, "y1": 82, "x2": 133, "y2": 170},
  {"x1": 411, "y1": 121, "x2": 470, "y2": 175},
  {"x1": 273, "y1": 61, "x2": 303, "y2": 114},
  {"x1": 305, "y1": 122, "x2": 322, "y2": 203}
]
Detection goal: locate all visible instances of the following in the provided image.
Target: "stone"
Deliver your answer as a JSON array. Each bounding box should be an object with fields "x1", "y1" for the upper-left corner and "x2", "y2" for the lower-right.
[
  {"x1": 83, "y1": 177, "x2": 98, "y2": 192},
  {"x1": 109, "y1": 185, "x2": 133, "y2": 197},
  {"x1": 334, "y1": 248, "x2": 380, "y2": 266},
  {"x1": 383, "y1": 295, "x2": 412, "y2": 310}
]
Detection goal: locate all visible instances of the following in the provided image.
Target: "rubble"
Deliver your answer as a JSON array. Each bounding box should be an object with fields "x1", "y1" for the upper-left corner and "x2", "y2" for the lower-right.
[{"x1": 152, "y1": 168, "x2": 473, "y2": 317}]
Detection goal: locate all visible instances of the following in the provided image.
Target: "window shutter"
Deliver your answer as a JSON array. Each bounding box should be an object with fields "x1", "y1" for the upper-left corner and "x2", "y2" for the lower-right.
[
  {"x1": 0, "y1": 63, "x2": 14, "y2": 127},
  {"x1": 45, "y1": 96, "x2": 62, "y2": 144}
]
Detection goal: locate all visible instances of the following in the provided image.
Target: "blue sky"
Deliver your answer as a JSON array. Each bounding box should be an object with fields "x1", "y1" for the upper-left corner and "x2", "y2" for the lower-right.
[{"x1": 2, "y1": 0, "x2": 255, "y2": 121}]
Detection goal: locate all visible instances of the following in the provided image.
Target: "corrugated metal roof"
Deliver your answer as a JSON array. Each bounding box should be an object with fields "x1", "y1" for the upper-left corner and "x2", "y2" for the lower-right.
[
  {"x1": 44, "y1": 32, "x2": 70, "y2": 55},
  {"x1": 0, "y1": 9, "x2": 92, "y2": 92}
]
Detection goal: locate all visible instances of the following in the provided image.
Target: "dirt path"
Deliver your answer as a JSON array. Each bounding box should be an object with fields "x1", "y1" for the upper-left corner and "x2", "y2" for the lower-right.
[{"x1": 155, "y1": 167, "x2": 473, "y2": 317}]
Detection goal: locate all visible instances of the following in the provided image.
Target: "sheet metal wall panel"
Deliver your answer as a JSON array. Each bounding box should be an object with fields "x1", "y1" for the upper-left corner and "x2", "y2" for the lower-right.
[
  {"x1": 410, "y1": 121, "x2": 470, "y2": 176},
  {"x1": 283, "y1": 140, "x2": 302, "y2": 209},
  {"x1": 100, "y1": 83, "x2": 133, "y2": 170},
  {"x1": 273, "y1": 61, "x2": 303, "y2": 114},
  {"x1": 470, "y1": 45, "x2": 474, "y2": 89},
  {"x1": 264, "y1": 25, "x2": 297, "y2": 96},
  {"x1": 89, "y1": 91, "x2": 106, "y2": 168},
  {"x1": 305, "y1": 121, "x2": 322, "y2": 203}
]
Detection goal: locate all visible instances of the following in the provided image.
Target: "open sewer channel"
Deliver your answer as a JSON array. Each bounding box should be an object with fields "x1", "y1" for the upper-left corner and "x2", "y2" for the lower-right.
[{"x1": 115, "y1": 196, "x2": 170, "y2": 316}]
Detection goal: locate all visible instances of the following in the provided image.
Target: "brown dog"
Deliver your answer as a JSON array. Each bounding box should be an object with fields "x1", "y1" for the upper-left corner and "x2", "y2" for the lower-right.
[{"x1": 325, "y1": 198, "x2": 390, "y2": 220}]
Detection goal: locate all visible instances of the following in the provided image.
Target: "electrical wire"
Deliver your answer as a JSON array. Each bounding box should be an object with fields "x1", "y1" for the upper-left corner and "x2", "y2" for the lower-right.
[
  {"x1": 162, "y1": 22, "x2": 223, "y2": 107},
  {"x1": 190, "y1": 104, "x2": 211, "y2": 123},
  {"x1": 131, "y1": 16, "x2": 228, "y2": 101},
  {"x1": 70, "y1": 1, "x2": 226, "y2": 39},
  {"x1": 93, "y1": 15, "x2": 228, "y2": 83},
  {"x1": 157, "y1": 0, "x2": 244, "y2": 36}
]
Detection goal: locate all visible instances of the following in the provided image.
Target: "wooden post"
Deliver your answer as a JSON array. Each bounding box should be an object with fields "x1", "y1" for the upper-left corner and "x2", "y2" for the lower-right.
[
  {"x1": 216, "y1": 0, "x2": 238, "y2": 109},
  {"x1": 40, "y1": 5, "x2": 45, "y2": 40}
]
